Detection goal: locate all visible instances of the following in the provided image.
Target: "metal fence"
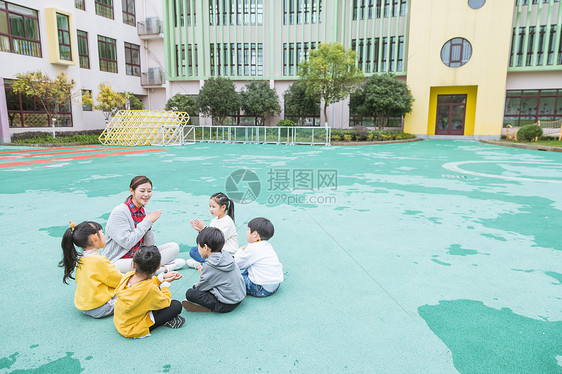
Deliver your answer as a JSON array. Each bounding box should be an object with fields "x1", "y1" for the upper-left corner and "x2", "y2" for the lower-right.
[{"x1": 180, "y1": 125, "x2": 331, "y2": 146}]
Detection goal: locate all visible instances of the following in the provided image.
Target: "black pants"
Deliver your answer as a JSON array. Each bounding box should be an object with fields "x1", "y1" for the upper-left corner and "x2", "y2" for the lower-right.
[
  {"x1": 149, "y1": 300, "x2": 182, "y2": 331},
  {"x1": 185, "y1": 287, "x2": 241, "y2": 313}
]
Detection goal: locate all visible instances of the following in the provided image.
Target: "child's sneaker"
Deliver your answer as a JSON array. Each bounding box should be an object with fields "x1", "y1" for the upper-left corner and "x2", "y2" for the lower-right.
[
  {"x1": 182, "y1": 299, "x2": 211, "y2": 312},
  {"x1": 165, "y1": 258, "x2": 186, "y2": 271},
  {"x1": 164, "y1": 315, "x2": 185, "y2": 329},
  {"x1": 186, "y1": 259, "x2": 200, "y2": 269}
]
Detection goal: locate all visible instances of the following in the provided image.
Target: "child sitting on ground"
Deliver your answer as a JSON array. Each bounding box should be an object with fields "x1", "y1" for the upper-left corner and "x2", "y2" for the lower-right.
[
  {"x1": 182, "y1": 227, "x2": 246, "y2": 313},
  {"x1": 235, "y1": 217, "x2": 283, "y2": 297},
  {"x1": 187, "y1": 192, "x2": 238, "y2": 268},
  {"x1": 60, "y1": 221, "x2": 123, "y2": 318},
  {"x1": 114, "y1": 245, "x2": 184, "y2": 338}
]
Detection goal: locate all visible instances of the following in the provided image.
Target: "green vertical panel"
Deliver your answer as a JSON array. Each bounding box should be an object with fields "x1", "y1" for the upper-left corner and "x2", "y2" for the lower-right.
[
  {"x1": 554, "y1": 0, "x2": 562, "y2": 67},
  {"x1": 169, "y1": 0, "x2": 177, "y2": 79},
  {"x1": 268, "y1": 0, "x2": 274, "y2": 78},
  {"x1": 532, "y1": 0, "x2": 543, "y2": 66},
  {"x1": 190, "y1": 0, "x2": 197, "y2": 78},
  {"x1": 331, "y1": 0, "x2": 338, "y2": 42},
  {"x1": 541, "y1": 0, "x2": 552, "y2": 67},
  {"x1": 513, "y1": 1, "x2": 522, "y2": 67},
  {"x1": 182, "y1": 0, "x2": 189, "y2": 77},
  {"x1": 377, "y1": 4, "x2": 384, "y2": 72},
  {"x1": 386, "y1": 7, "x2": 391, "y2": 71},
  {"x1": 218, "y1": 0, "x2": 223, "y2": 76},
  {"x1": 163, "y1": 0, "x2": 172, "y2": 78},
  {"x1": 521, "y1": 3, "x2": 532, "y2": 65},
  {"x1": 234, "y1": 0, "x2": 239, "y2": 78},
  {"x1": 403, "y1": 0, "x2": 409, "y2": 73},
  {"x1": 394, "y1": 6, "x2": 400, "y2": 72},
  {"x1": 196, "y1": 0, "x2": 206, "y2": 77},
  {"x1": 175, "y1": 0, "x2": 183, "y2": 77}
]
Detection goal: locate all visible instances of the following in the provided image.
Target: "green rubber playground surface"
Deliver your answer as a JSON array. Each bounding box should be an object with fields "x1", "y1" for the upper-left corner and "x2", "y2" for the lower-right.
[{"x1": 1, "y1": 140, "x2": 561, "y2": 373}]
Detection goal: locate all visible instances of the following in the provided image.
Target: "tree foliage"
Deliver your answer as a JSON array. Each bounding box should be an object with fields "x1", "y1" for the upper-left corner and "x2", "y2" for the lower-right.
[
  {"x1": 197, "y1": 77, "x2": 240, "y2": 125},
  {"x1": 94, "y1": 83, "x2": 127, "y2": 121},
  {"x1": 165, "y1": 93, "x2": 198, "y2": 115},
  {"x1": 12, "y1": 71, "x2": 75, "y2": 126},
  {"x1": 283, "y1": 81, "x2": 320, "y2": 125},
  {"x1": 349, "y1": 73, "x2": 414, "y2": 129},
  {"x1": 125, "y1": 92, "x2": 144, "y2": 110},
  {"x1": 297, "y1": 42, "x2": 364, "y2": 126},
  {"x1": 240, "y1": 81, "x2": 281, "y2": 126}
]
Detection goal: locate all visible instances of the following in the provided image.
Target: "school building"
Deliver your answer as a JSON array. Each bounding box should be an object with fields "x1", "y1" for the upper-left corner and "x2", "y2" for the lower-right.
[{"x1": 1, "y1": 0, "x2": 562, "y2": 143}]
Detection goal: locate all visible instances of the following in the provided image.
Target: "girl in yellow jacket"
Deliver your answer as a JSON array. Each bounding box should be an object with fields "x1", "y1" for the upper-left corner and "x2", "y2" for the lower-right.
[
  {"x1": 114, "y1": 245, "x2": 184, "y2": 338},
  {"x1": 60, "y1": 221, "x2": 123, "y2": 318}
]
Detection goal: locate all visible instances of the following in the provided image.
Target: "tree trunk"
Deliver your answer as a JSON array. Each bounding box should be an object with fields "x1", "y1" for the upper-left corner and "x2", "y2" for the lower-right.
[{"x1": 323, "y1": 102, "x2": 328, "y2": 127}]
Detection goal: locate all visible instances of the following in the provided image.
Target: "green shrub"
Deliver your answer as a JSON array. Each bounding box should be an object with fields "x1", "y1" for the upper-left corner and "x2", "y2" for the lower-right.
[
  {"x1": 351, "y1": 126, "x2": 369, "y2": 141},
  {"x1": 277, "y1": 119, "x2": 296, "y2": 127},
  {"x1": 332, "y1": 134, "x2": 341, "y2": 141},
  {"x1": 343, "y1": 134, "x2": 353, "y2": 141},
  {"x1": 517, "y1": 124, "x2": 543, "y2": 141}
]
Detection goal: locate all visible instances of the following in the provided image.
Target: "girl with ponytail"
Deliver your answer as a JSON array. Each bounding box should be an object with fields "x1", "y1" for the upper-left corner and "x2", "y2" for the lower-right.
[
  {"x1": 187, "y1": 192, "x2": 238, "y2": 268},
  {"x1": 59, "y1": 221, "x2": 123, "y2": 318}
]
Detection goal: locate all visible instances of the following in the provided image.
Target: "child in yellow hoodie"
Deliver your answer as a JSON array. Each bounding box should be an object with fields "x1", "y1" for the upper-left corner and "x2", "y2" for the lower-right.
[
  {"x1": 60, "y1": 221, "x2": 122, "y2": 318},
  {"x1": 114, "y1": 245, "x2": 184, "y2": 338}
]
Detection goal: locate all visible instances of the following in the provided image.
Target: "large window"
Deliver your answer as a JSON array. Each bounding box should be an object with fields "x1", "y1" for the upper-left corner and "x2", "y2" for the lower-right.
[
  {"x1": 124, "y1": 42, "x2": 140, "y2": 76},
  {"x1": 173, "y1": 0, "x2": 196, "y2": 26},
  {"x1": 284, "y1": 0, "x2": 322, "y2": 24},
  {"x1": 440, "y1": 38, "x2": 472, "y2": 68},
  {"x1": 82, "y1": 89, "x2": 92, "y2": 111},
  {"x1": 4, "y1": 79, "x2": 72, "y2": 128},
  {"x1": 210, "y1": 42, "x2": 262, "y2": 76},
  {"x1": 77, "y1": 30, "x2": 89, "y2": 68},
  {"x1": 353, "y1": 0, "x2": 406, "y2": 20},
  {"x1": 56, "y1": 13, "x2": 71, "y2": 61},
  {"x1": 283, "y1": 42, "x2": 316, "y2": 76},
  {"x1": 210, "y1": 0, "x2": 262, "y2": 26},
  {"x1": 175, "y1": 44, "x2": 198, "y2": 76},
  {"x1": 98, "y1": 35, "x2": 117, "y2": 73},
  {"x1": 0, "y1": 1, "x2": 41, "y2": 57},
  {"x1": 122, "y1": 0, "x2": 135, "y2": 26},
  {"x1": 95, "y1": 0, "x2": 114, "y2": 19},
  {"x1": 503, "y1": 89, "x2": 562, "y2": 127}
]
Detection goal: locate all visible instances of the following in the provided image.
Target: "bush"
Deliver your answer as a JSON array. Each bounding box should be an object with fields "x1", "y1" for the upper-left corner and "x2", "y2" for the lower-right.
[
  {"x1": 277, "y1": 119, "x2": 296, "y2": 127},
  {"x1": 343, "y1": 134, "x2": 353, "y2": 141},
  {"x1": 351, "y1": 126, "x2": 369, "y2": 141},
  {"x1": 517, "y1": 124, "x2": 543, "y2": 141}
]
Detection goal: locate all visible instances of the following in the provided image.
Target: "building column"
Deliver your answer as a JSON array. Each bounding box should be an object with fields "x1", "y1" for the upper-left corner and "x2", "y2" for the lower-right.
[{"x1": 0, "y1": 79, "x2": 11, "y2": 144}]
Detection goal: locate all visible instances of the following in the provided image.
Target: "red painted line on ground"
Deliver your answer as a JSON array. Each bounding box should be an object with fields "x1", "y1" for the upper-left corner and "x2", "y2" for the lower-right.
[
  {"x1": 0, "y1": 147, "x2": 130, "y2": 160},
  {"x1": 0, "y1": 148, "x2": 167, "y2": 168},
  {"x1": 0, "y1": 145, "x2": 99, "y2": 155}
]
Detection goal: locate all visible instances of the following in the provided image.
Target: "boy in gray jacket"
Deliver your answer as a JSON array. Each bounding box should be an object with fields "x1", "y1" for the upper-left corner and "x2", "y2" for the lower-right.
[{"x1": 182, "y1": 227, "x2": 246, "y2": 313}]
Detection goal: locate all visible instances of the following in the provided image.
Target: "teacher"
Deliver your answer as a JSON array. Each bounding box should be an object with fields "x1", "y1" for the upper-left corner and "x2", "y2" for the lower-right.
[{"x1": 103, "y1": 175, "x2": 186, "y2": 273}]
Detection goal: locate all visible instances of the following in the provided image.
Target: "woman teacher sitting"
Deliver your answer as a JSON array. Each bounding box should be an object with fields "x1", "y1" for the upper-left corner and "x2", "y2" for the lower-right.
[{"x1": 103, "y1": 176, "x2": 186, "y2": 273}]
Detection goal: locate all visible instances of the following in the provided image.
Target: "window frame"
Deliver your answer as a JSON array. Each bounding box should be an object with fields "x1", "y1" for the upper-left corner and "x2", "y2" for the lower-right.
[
  {"x1": 97, "y1": 35, "x2": 118, "y2": 73},
  {"x1": 56, "y1": 13, "x2": 72, "y2": 61},
  {"x1": 0, "y1": 1, "x2": 42, "y2": 58},
  {"x1": 95, "y1": 0, "x2": 114, "y2": 19},
  {"x1": 77, "y1": 29, "x2": 89, "y2": 69},
  {"x1": 122, "y1": 0, "x2": 135, "y2": 26},
  {"x1": 124, "y1": 41, "x2": 140, "y2": 76}
]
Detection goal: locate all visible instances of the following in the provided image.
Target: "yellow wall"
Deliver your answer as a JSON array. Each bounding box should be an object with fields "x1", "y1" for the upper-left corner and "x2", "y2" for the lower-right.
[
  {"x1": 45, "y1": 8, "x2": 77, "y2": 66},
  {"x1": 404, "y1": 0, "x2": 514, "y2": 136}
]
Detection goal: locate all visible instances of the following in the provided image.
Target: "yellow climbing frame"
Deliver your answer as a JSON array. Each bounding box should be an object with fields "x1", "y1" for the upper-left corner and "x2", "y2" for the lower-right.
[{"x1": 98, "y1": 110, "x2": 191, "y2": 146}]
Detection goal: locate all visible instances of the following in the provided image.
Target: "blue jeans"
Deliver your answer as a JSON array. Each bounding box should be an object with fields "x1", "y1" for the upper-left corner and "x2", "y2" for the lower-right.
[
  {"x1": 241, "y1": 269, "x2": 278, "y2": 297},
  {"x1": 189, "y1": 246, "x2": 205, "y2": 263}
]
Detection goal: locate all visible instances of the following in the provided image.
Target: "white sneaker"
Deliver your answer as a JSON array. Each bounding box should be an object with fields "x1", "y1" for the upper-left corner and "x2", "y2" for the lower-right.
[
  {"x1": 165, "y1": 258, "x2": 186, "y2": 271},
  {"x1": 186, "y1": 259, "x2": 200, "y2": 269}
]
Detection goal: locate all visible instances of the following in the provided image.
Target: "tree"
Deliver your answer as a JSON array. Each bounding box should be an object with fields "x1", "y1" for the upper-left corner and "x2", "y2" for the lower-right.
[
  {"x1": 93, "y1": 83, "x2": 127, "y2": 122},
  {"x1": 240, "y1": 81, "x2": 281, "y2": 126},
  {"x1": 297, "y1": 42, "x2": 364, "y2": 127},
  {"x1": 350, "y1": 73, "x2": 414, "y2": 129},
  {"x1": 125, "y1": 92, "x2": 144, "y2": 110},
  {"x1": 12, "y1": 71, "x2": 75, "y2": 138},
  {"x1": 283, "y1": 81, "x2": 320, "y2": 126},
  {"x1": 197, "y1": 77, "x2": 240, "y2": 125},
  {"x1": 165, "y1": 93, "x2": 198, "y2": 115}
]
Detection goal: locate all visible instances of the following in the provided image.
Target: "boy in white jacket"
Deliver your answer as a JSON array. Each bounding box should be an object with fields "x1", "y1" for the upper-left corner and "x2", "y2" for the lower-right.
[{"x1": 235, "y1": 217, "x2": 283, "y2": 297}]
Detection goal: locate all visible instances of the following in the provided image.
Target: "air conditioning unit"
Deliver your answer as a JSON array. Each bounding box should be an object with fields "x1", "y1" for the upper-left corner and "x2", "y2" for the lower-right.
[{"x1": 145, "y1": 17, "x2": 161, "y2": 34}]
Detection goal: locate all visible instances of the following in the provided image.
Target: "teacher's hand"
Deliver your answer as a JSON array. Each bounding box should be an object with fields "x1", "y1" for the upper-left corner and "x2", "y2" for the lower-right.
[{"x1": 146, "y1": 209, "x2": 162, "y2": 223}]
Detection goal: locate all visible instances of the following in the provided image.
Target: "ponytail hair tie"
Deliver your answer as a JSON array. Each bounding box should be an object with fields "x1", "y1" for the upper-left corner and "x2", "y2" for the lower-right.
[{"x1": 69, "y1": 221, "x2": 77, "y2": 233}]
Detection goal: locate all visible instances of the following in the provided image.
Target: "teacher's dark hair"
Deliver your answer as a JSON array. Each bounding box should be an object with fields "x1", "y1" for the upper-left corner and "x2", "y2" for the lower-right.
[{"x1": 125, "y1": 175, "x2": 153, "y2": 202}]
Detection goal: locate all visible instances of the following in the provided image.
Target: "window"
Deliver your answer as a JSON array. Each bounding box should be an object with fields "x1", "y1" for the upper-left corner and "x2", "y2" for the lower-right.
[
  {"x1": 547, "y1": 25, "x2": 556, "y2": 65},
  {"x1": 440, "y1": 38, "x2": 472, "y2": 67},
  {"x1": 82, "y1": 89, "x2": 92, "y2": 111},
  {"x1": 77, "y1": 30, "x2": 89, "y2": 68},
  {"x1": 175, "y1": 43, "x2": 198, "y2": 76},
  {"x1": 211, "y1": 0, "x2": 262, "y2": 25},
  {"x1": 75, "y1": 0, "x2": 85, "y2": 10},
  {"x1": 355, "y1": 0, "x2": 405, "y2": 19},
  {"x1": 284, "y1": 0, "x2": 321, "y2": 24},
  {"x1": 95, "y1": 0, "x2": 113, "y2": 19},
  {"x1": 0, "y1": 2, "x2": 41, "y2": 57},
  {"x1": 397, "y1": 35, "x2": 404, "y2": 71},
  {"x1": 209, "y1": 42, "x2": 261, "y2": 77},
  {"x1": 124, "y1": 42, "x2": 140, "y2": 76},
  {"x1": 283, "y1": 42, "x2": 316, "y2": 76},
  {"x1": 503, "y1": 89, "x2": 562, "y2": 127},
  {"x1": 526, "y1": 26, "x2": 535, "y2": 66},
  {"x1": 536, "y1": 25, "x2": 546, "y2": 65},
  {"x1": 56, "y1": 13, "x2": 71, "y2": 61},
  {"x1": 4, "y1": 79, "x2": 73, "y2": 128},
  {"x1": 467, "y1": 0, "x2": 485, "y2": 9},
  {"x1": 516, "y1": 27, "x2": 525, "y2": 66},
  {"x1": 122, "y1": 0, "x2": 135, "y2": 26},
  {"x1": 98, "y1": 35, "x2": 117, "y2": 73}
]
